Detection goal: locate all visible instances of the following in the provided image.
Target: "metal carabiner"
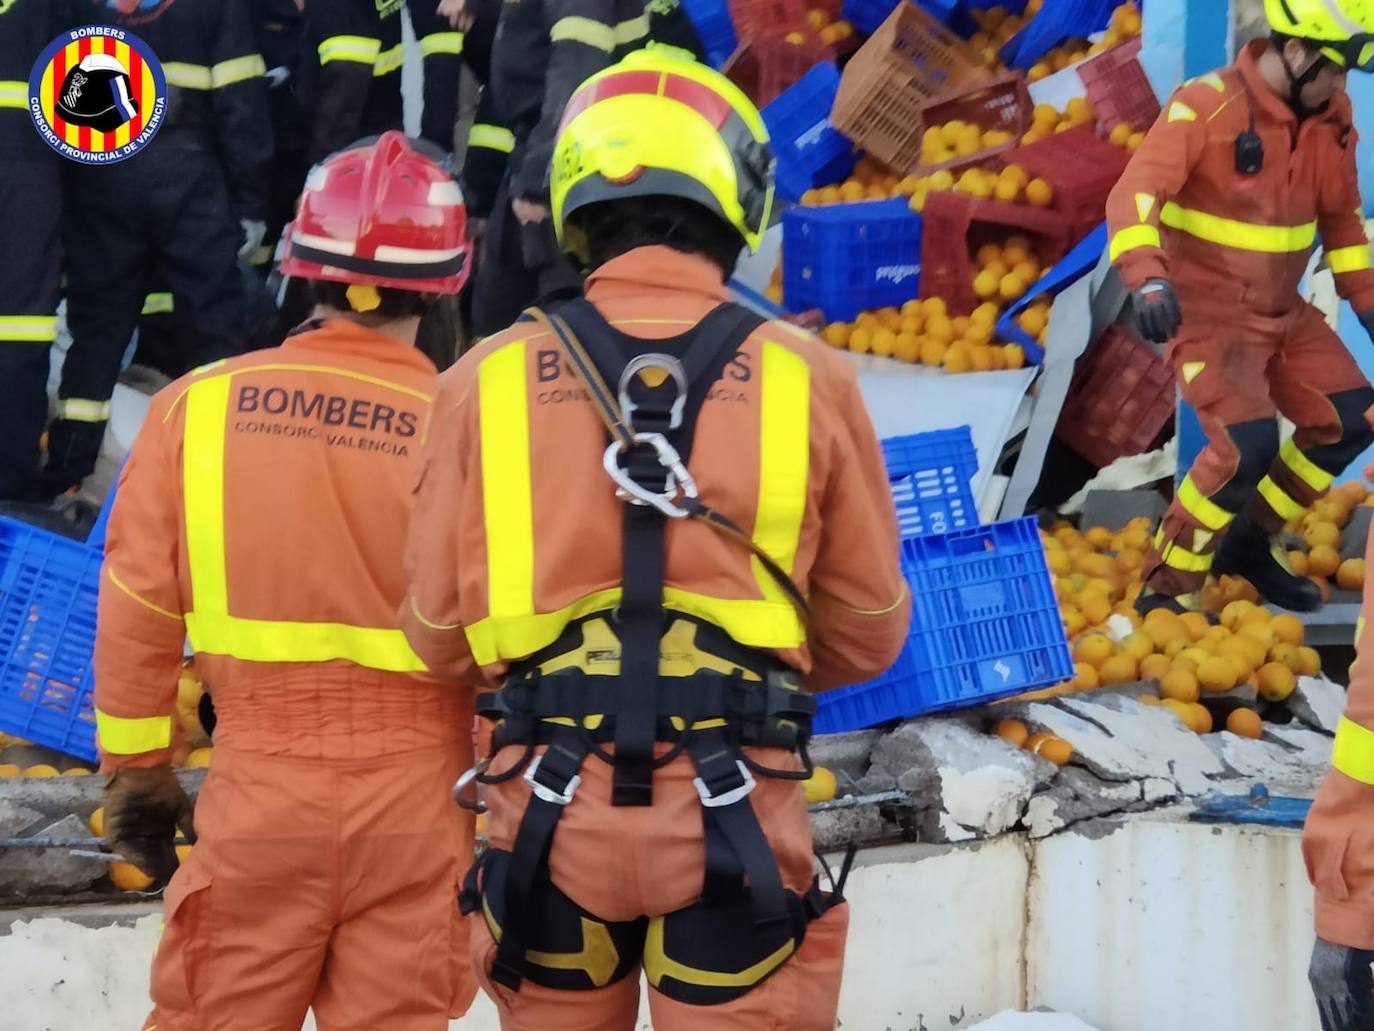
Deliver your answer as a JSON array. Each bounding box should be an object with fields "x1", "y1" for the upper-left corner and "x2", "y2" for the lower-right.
[
  {"x1": 618, "y1": 353, "x2": 688, "y2": 432},
  {"x1": 603, "y1": 432, "x2": 699, "y2": 519},
  {"x1": 452, "y1": 759, "x2": 489, "y2": 813}
]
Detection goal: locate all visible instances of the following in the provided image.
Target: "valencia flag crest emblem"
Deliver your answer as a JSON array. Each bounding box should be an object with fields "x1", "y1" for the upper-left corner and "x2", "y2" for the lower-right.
[{"x1": 28, "y1": 25, "x2": 166, "y2": 164}]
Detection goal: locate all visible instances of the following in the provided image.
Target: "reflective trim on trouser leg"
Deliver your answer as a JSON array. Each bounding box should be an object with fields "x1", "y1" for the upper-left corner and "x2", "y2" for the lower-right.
[{"x1": 1296, "y1": 388, "x2": 1374, "y2": 486}]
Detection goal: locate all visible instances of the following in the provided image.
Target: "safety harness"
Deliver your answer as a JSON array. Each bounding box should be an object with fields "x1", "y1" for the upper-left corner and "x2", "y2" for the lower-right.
[{"x1": 457, "y1": 298, "x2": 848, "y2": 1003}]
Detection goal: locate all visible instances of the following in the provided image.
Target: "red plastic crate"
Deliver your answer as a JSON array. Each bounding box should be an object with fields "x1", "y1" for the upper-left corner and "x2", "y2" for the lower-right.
[
  {"x1": 915, "y1": 73, "x2": 1032, "y2": 178},
  {"x1": 725, "y1": 35, "x2": 833, "y2": 107},
  {"x1": 730, "y1": 0, "x2": 812, "y2": 39},
  {"x1": 918, "y1": 191, "x2": 1068, "y2": 315},
  {"x1": 997, "y1": 125, "x2": 1130, "y2": 245},
  {"x1": 1055, "y1": 323, "x2": 1175, "y2": 468},
  {"x1": 1077, "y1": 38, "x2": 1160, "y2": 133},
  {"x1": 832, "y1": 2, "x2": 993, "y2": 174}
]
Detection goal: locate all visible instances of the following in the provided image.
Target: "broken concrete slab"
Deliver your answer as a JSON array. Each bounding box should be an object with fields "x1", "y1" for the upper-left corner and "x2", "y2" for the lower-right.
[
  {"x1": 0, "y1": 815, "x2": 101, "y2": 896},
  {"x1": 1266, "y1": 724, "x2": 1336, "y2": 763},
  {"x1": 811, "y1": 800, "x2": 902, "y2": 853},
  {"x1": 1204, "y1": 733, "x2": 1330, "y2": 790},
  {"x1": 0, "y1": 798, "x2": 45, "y2": 840},
  {"x1": 808, "y1": 730, "x2": 881, "y2": 792},
  {"x1": 1024, "y1": 768, "x2": 1144, "y2": 838},
  {"x1": 1289, "y1": 676, "x2": 1344, "y2": 735},
  {"x1": 1142, "y1": 778, "x2": 1179, "y2": 805}
]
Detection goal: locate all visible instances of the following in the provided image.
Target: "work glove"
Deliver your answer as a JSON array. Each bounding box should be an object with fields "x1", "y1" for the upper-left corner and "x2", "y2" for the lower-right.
[
  {"x1": 1310, "y1": 937, "x2": 1374, "y2": 1031},
  {"x1": 238, "y1": 219, "x2": 267, "y2": 264},
  {"x1": 103, "y1": 765, "x2": 197, "y2": 883},
  {"x1": 1131, "y1": 277, "x2": 1183, "y2": 345}
]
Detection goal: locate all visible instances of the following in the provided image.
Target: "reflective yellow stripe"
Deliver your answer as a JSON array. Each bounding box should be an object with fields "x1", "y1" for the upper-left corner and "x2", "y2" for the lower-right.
[
  {"x1": 550, "y1": 15, "x2": 615, "y2": 51},
  {"x1": 753, "y1": 341, "x2": 809, "y2": 620},
  {"x1": 1334, "y1": 716, "x2": 1374, "y2": 785},
  {"x1": 211, "y1": 54, "x2": 267, "y2": 88},
  {"x1": 58, "y1": 398, "x2": 111, "y2": 422},
  {"x1": 644, "y1": 915, "x2": 794, "y2": 990},
  {"x1": 318, "y1": 35, "x2": 382, "y2": 64},
  {"x1": 477, "y1": 341, "x2": 535, "y2": 628},
  {"x1": 1109, "y1": 224, "x2": 1162, "y2": 261},
  {"x1": 0, "y1": 314, "x2": 58, "y2": 342},
  {"x1": 1161, "y1": 541, "x2": 1213, "y2": 572},
  {"x1": 1329, "y1": 243, "x2": 1373, "y2": 274},
  {"x1": 1258, "y1": 475, "x2": 1306, "y2": 521},
  {"x1": 0, "y1": 80, "x2": 26, "y2": 109},
  {"x1": 1134, "y1": 193, "x2": 1155, "y2": 222},
  {"x1": 1182, "y1": 360, "x2": 1206, "y2": 384},
  {"x1": 96, "y1": 710, "x2": 174, "y2": 755},
  {"x1": 142, "y1": 292, "x2": 174, "y2": 316},
  {"x1": 1198, "y1": 72, "x2": 1226, "y2": 92},
  {"x1": 373, "y1": 44, "x2": 405, "y2": 76},
  {"x1": 107, "y1": 567, "x2": 183, "y2": 622},
  {"x1": 1160, "y1": 202, "x2": 1317, "y2": 253},
  {"x1": 469, "y1": 123, "x2": 516, "y2": 153},
  {"x1": 420, "y1": 31, "x2": 465, "y2": 56},
  {"x1": 163, "y1": 62, "x2": 213, "y2": 89},
  {"x1": 1168, "y1": 101, "x2": 1197, "y2": 122},
  {"x1": 1177, "y1": 475, "x2": 1233, "y2": 531},
  {"x1": 1280, "y1": 438, "x2": 1334, "y2": 493},
  {"x1": 614, "y1": 13, "x2": 650, "y2": 44},
  {"x1": 182, "y1": 376, "x2": 425, "y2": 671}
]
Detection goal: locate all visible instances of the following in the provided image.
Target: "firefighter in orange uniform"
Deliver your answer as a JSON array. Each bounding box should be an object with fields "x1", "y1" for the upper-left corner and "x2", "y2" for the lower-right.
[
  {"x1": 402, "y1": 47, "x2": 909, "y2": 1031},
  {"x1": 94, "y1": 132, "x2": 477, "y2": 1031},
  {"x1": 1106, "y1": 0, "x2": 1374, "y2": 616}
]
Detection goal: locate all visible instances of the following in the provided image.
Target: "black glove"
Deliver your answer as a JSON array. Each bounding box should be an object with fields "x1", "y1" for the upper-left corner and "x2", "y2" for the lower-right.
[
  {"x1": 1311, "y1": 937, "x2": 1374, "y2": 1031},
  {"x1": 1359, "y1": 309, "x2": 1374, "y2": 344},
  {"x1": 1132, "y1": 277, "x2": 1183, "y2": 345},
  {"x1": 103, "y1": 765, "x2": 197, "y2": 882}
]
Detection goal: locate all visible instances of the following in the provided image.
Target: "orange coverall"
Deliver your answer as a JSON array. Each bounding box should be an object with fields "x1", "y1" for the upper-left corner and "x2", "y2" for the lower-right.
[
  {"x1": 402, "y1": 246, "x2": 909, "y2": 1030},
  {"x1": 1106, "y1": 39, "x2": 1374, "y2": 596},
  {"x1": 1307, "y1": 528, "x2": 1374, "y2": 948},
  {"x1": 94, "y1": 320, "x2": 476, "y2": 1031}
]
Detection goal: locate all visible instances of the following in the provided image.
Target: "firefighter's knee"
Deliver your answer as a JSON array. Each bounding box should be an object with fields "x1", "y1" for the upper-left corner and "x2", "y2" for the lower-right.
[
  {"x1": 1305, "y1": 388, "x2": 1374, "y2": 475},
  {"x1": 1212, "y1": 419, "x2": 1280, "y2": 511}
]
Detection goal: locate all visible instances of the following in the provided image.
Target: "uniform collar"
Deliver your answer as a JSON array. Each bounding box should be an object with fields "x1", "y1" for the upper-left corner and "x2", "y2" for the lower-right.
[
  {"x1": 282, "y1": 318, "x2": 437, "y2": 374},
  {"x1": 1237, "y1": 38, "x2": 1352, "y2": 128},
  {"x1": 585, "y1": 247, "x2": 732, "y2": 305}
]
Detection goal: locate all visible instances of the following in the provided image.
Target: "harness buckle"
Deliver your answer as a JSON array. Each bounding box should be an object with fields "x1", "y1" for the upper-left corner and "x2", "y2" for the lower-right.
[
  {"x1": 452, "y1": 760, "x2": 489, "y2": 813},
  {"x1": 603, "y1": 432, "x2": 699, "y2": 519},
  {"x1": 693, "y1": 760, "x2": 757, "y2": 808},
  {"x1": 524, "y1": 754, "x2": 582, "y2": 806},
  {"x1": 618, "y1": 353, "x2": 688, "y2": 432}
]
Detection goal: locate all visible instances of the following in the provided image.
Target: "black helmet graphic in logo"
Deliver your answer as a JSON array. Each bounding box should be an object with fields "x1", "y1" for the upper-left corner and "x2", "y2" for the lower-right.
[{"x1": 57, "y1": 53, "x2": 139, "y2": 133}]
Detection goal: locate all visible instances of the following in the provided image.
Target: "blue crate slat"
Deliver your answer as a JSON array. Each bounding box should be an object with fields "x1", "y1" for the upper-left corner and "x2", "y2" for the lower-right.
[
  {"x1": 682, "y1": 0, "x2": 738, "y2": 67},
  {"x1": 883, "y1": 426, "x2": 979, "y2": 539},
  {"x1": 782, "y1": 199, "x2": 922, "y2": 322},
  {"x1": 843, "y1": 0, "x2": 964, "y2": 36},
  {"x1": 996, "y1": 221, "x2": 1106, "y2": 362},
  {"x1": 0, "y1": 518, "x2": 103, "y2": 760},
  {"x1": 999, "y1": 0, "x2": 1119, "y2": 70},
  {"x1": 815, "y1": 517, "x2": 1073, "y2": 733},
  {"x1": 762, "y1": 63, "x2": 857, "y2": 202}
]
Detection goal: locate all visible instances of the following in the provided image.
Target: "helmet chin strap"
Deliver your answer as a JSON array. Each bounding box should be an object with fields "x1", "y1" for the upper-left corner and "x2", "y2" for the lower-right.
[{"x1": 1279, "y1": 45, "x2": 1332, "y2": 118}]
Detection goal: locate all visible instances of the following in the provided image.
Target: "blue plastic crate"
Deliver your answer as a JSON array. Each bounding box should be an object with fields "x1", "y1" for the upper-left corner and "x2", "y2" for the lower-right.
[
  {"x1": 0, "y1": 520, "x2": 103, "y2": 760},
  {"x1": 682, "y1": 0, "x2": 738, "y2": 68},
  {"x1": 782, "y1": 199, "x2": 922, "y2": 321},
  {"x1": 999, "y1": 0, "x2": 1118, "y2": 70},
  {"x1": 883, "y1": 426, "x2": 979, "y2": 539},
  {"x1": 996, "y1": 222, "x2": 1106, "y2": 363},
  {"x1": 762, "y1": 63, "x2": 856, "y2": 202},
  {"x1": 842, "y1": 0, "x2": 960, "y2": 35},
  {"x1": 815, "y1": 517, "x2": 1073, "y2": 733}
]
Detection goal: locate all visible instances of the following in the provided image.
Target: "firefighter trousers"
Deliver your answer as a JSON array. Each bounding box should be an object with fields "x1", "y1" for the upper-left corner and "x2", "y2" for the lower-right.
[
  {"x1": 51, "y1": 143, "x2": 248, "y2": 496},
  {"x1": 144, "y1": 743, "x2": 476, "y2": 1031},
  {"x1": 0, "y1": 148, "x2": 61, "y2": 501},
  {"x1": 1145, "y1": 297, "x2": 1374, "y2": 597}
]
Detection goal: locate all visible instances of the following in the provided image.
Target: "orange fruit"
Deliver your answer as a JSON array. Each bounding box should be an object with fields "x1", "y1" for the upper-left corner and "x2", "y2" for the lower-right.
[
  {"x1": 111, "y1": 862, "x2": 155, "y2": 892},
  {"x1": 1160, "y1": 668, "x2": 1200, "y2": 703},
  {"x1": 1227, "y1": 708, "x2": 1264, "y2": 739},
  {"x1": 1270, "y1": 643, "x2": 1303, "y2": 672},
  {"x1": 926, "y1": 315, "x2": 956, "y2": 343},
  {"x1": 1305, "y1": 521, "x2": 1342, "y2": 550},
  {"x1": 1222, "y1": 576, "x2": 1261, "y2": 604},
  {"x1": 848, "y1": 328, "x2": 872, "y2": 355},
  {"x1": 1004, "y1": 344, "x2": 1027, "y2": 369},
  {"x1": 89, "y1": 806, "x2": 105, "y2": 837},
  {"x1": 1099, "y1": 653, "x2": 1139, "y2": 685},
  {"x1": 1161, "y1": 697, "x2": 1192, "y2": 725},
  {"x1": 1127, "y1": 132, "x2": 1145, "y2": 151},
  {"x1": 1186, "y1": 703, "x2": 1214, "y2": 734},
  {"x1": 1071, "y1": 661, "x2": 1101, "y2": 691},
  {"x1": 893, "y1": 333, "x2": 921, "y2": 364},
  {"x1": 995, "y1": 719, "x2": 1030, "y2": 747},
  {"x1": 1031, "y1": 736, "x2": 1074, "y2": 765},
  {"x1": 0, "y1": 763, "x2": 21, "y2": 777},
  {"x1": 1257, "y1": 661, "x2": 1297, "y2": 702},
  {"x1": 973, "y1": 270, "x2": 1001, "y2": 298},
  {"x1": 1288, "y1": 550, "x2": 1310, "y2": 576},
  {"x1": 1138, "y1": 694, "x2": 1162, "y2": 705},
  {"x1": 994, "y1": 177, "x2": 1022, "y2": 203},
  {"x1": 1196, "y1": 656, "x2": 1238, "y2": 694},
  {"x1": 920, "y1": 336, "x2": 949, "y2": 367},
  {"x1": 1024, "y1": 731, "x2": 1054, "y2": 753},
  {"x1": 1081, "y1": 592, "x2": 1113, "y2": 625},
  {"x1": 970, "y1": 345, "x2": 995, "y2": 372},
  {"x1": 1109, "y1": 122, "x2": 1133, "y2": 146},
  {"x1": 62, "y1": 767, "x2": 91, "y2": 776},
  {"x1": 1309, "y1": 544, "x2": 1341, "y2": 578},
  {"x1": 1084, "y1": 526, "x2": 1112, "y2": 548},
  {"x1": 23, "y1": 764, "x2": 59, "y2": 778},
  {"x1": 1025, "y1": 178, "x2": 1054, "y2": 206},
  {"x1": 1121, "y1": 632, "x2": 1155, "y2": 662},
  {"x1": 1271, "y1": 613, "x2": 1304, "y2": 647},
  {"x1": 943, "y1": 343, "x2": 973, "y2": 373},
  {"x1": 976, "y1": 242, "x2": 1003, "y2": 265},
  {"x1": 1221, "y1": 600, "x2": 1257, "y2": 631},
  {"x1": 999, "y1": 272, "x2": 1029, "y2": 302},
  {"x1": 1062, "y1": 607, "x2": 1087, "y2": 637},
  {"x1": 1180, "y1": 613, "x2": 1212, "y2": 644},
  {"x1": 1237, "y1": 621, "x2": 1276, "y2": 652},
  {"x1": 823, "y1": 324, "x2": 850, "y2": 348},
  {"x1": 870, "y1": 328, "x2": 897, "y2": 358},
  {"x1": 184, "y1": 748, "x2": 212, "y2": 768},
  {"x1": 1139, "y1": 653, "x2": 1172, "y2": 682},
  {"x1": 1296, "y1": 646, "x2": 1322, "y2": 676},
  {"x1": 1073, "y1": 633, "x2": 1116, "y2": 668},
  {"x1": 1338, "y1": 558, "x2": 1366, "y2": 591},
  {"x1": 803, "y1": 766, "x2": 838, "y2": 803}
]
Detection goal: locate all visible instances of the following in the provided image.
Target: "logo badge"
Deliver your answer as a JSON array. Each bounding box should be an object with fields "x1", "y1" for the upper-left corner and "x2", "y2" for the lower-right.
[{"x1": 28, "y1": 26, "x2": 166, "y2": 164}]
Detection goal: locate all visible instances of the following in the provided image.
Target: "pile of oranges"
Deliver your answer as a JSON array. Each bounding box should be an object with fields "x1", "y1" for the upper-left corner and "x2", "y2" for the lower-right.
[
  {"x1": 919, "y1": 119, "x2": 1019, "y2": 168},
  {"x1": 1275, "y1": 479, "x2": 1369, "y2": 603},
  {"x1": 1020, "y1": 2, "x2": 1143, "y2": 82},
  {"x1": 966, "y1": 0, "x2": 1046, "y2": 69},
  {"x1": 1019, "y1": 98, "x2": 1096, "y2": 145},
  {"x1": 805, "y1": 7, "x2": 857, "y2": 47},
  {"x1": 907, "y1": 163, "x2": 1055, "y2": 214},
  {"x1": 818, "y1": 296, "x2": 1030, "y2": 371},
  {"x1": 971, "y1": 234, "x2": 1048, "y2": 308}
]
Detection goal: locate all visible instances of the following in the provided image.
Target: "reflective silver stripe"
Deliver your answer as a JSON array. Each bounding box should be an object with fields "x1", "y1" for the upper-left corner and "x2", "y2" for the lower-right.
[
  {"x1": 0, "y1": 80, "x2": 27, "y2": 109},
  {"x1": 0, "y1": 315, "x2": 58, "y2": 342},
  {"x1": 58, "y1": 399, "x2": 111, "y2": 423},
  {"x1": 163, "y1": 62, "x2": 214, "y2": 90},
  {"x1": 211, "y1": 54, "x2": 267, "y2": 88},
  {"x1": 420, "y1": 32, "x2": 465, "y2": 56},
  {"x1": 373, "y1": 44, "x2": 405, "y2": 75},
  {"x1": 318, "y1": 35, "x2": 382, "y2": 64},
  {"x1": 468, "y1": 123, "x2": 515, "y2": 153},
  {"x1": 142, "y1": 292, "x2": 174, "y2": 316}
]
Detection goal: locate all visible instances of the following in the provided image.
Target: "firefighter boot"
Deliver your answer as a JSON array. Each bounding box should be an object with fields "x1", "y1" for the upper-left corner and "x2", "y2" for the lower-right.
[{"x1": 1213, "y1": 512, "x2": 1322, "y2": 612}]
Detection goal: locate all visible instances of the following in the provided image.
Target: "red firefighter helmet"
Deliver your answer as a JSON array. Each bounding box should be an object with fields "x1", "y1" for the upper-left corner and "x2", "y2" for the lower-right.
[{"x1": 281, "y1": 131, "x2": 470, "y2": 294}]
